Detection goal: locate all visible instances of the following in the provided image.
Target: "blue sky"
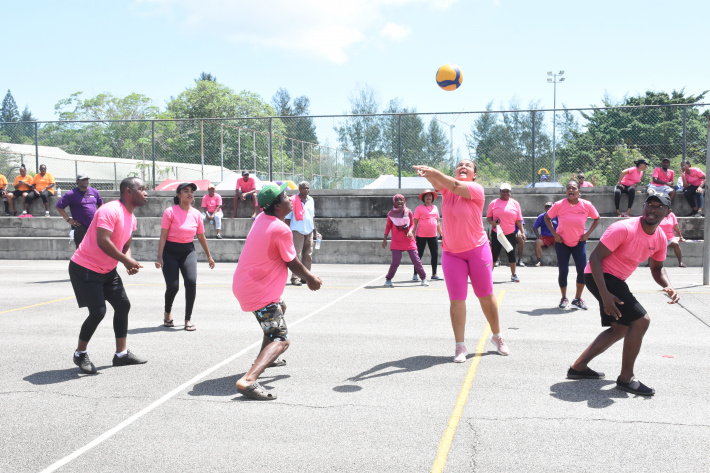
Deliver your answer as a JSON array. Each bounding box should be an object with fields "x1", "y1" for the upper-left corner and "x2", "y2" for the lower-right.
[{"x1": 4, "y1": 0, "x2": 709, "y2": 122}]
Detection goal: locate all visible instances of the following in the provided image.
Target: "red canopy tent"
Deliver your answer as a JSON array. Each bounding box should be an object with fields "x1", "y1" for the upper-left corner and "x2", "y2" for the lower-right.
[{"x1": 155, "y1": 179, "x2": 212, "y2": 191}]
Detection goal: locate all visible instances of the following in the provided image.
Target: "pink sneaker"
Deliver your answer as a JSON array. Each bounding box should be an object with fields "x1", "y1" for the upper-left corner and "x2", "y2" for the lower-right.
[
  {"x1": 491, "y1": 335, "x2": 509, "y2": 356},
  {"x1": 453, "y1": 344, "x2": 468, "y2": 363}
]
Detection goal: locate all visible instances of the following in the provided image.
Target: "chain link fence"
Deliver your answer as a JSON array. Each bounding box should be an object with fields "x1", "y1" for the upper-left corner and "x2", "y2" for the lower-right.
[{"x1": 1, "y1": 104, "x2": 707, "y2": 192}]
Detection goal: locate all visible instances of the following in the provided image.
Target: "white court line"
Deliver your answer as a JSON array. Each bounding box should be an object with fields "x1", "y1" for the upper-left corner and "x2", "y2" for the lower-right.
[{"x1": 39, "y1": 273, "x2": 386, "y2": 473}]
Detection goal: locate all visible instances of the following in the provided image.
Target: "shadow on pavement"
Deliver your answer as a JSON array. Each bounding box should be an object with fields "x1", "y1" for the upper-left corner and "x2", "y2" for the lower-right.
[
  {"x1": 28, "y1": 279, "x2": 71, "y2": 284},
  {"x1": 347, "y1": 355, "x2": 451, "y2": 382},
  {"x1": 189, "y1": 373, "x2": 289, "y2": 397},
  {"x1": 24, "y1": 366, "x2": 110, "y2": 384},
  {"x1": 549, "y1": 380, "x2": 634, "y2": 408},
  {"x1": 127, "y1": 325, "x2": 179, "y2": 335},
  {"x1": 517, "y1": 308, "x2": 566, "y2": 317}
]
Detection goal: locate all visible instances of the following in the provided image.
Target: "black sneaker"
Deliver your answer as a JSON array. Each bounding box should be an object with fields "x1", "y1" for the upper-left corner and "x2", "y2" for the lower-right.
[
  {"x1": 570, "y1": 298, "x2": 588, "y2": 310},
  {"x1": 688, "y1": 210, "x2": 698, "y2": 217},
  {"x1": 616, "y1": 377, "x2": 655, "y2": 396},
  {"x1": 73, "y1": 352, "x2": 97, "y2": 374},
  {"x1": 112, "y1": 350, "x2": 147, "y2": 367},
  {"x1": 567, "y1": 366, "x2": 605, "y2": 379}
]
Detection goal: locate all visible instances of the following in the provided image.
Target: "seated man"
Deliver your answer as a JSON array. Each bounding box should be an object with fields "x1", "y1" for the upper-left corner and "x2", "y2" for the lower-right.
[
  {"x1": 9, "y1": 165, "x2": 33, "y2": 216},
  {"x1": 532, "y1": 201, "x2": 558, "y2": 266},
  {"x1": 647, "y1": 157, "x2": 676, "y2": 202},
  {"x1": 201, "y1": 184, "x2": 223, "y2": 239},
  {"x1": 233, "y1": 170, "x2": 258, "y2": 218},
  {"x1": 25, "y1": 164, "x2": 56, "y2": 216}
]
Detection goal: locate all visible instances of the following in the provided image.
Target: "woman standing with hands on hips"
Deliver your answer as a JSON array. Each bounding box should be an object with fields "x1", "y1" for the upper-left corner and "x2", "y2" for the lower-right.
[
  {"x1": 545, "y1": 180, "x2": 601, "y2": 310},
  {"x1": 156, "y1": 183, "x2": 215, "y2": 331},
  {"x1": 412, "y1": 189, "x2": 443, "y2": 281},
  {"x1": 413, "y1": 160, "x2": 509, "y2": 362}
]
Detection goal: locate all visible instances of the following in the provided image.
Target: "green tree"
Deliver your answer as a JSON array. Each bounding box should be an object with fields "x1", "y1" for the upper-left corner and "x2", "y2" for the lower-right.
[
  {"x1": 381, "y1": 99, "x2": 426, "y2": 175},
  {"x1": 18, "y1": 106, "x2": 37, "y2": 142},
  {"x1": 1, "y1": 90, "x2": 21, "y2": 142},
  {"x1": 335, "y1": 84, "x2": 382, "y2": 161},
  {"x1": 425, "y1": 119, "x2": 450, "y2": 168}
]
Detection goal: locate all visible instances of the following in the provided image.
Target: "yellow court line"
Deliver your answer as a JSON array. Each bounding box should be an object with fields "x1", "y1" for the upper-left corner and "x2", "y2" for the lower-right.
[
  {"x1": 0, "y1": 297, "x2": 75, "y2": 315},
  {"x1": 431, "y1": 290, "x2": 505, "y2": 473}
]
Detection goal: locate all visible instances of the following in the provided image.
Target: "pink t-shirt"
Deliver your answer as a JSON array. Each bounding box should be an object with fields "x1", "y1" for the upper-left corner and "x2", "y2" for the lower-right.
[
  {"x1": 651, "y1": 167, "x2": 675, "y2": 186},
  {"x1": 546, "y1": 198, "x2": 600, "y2": 247},
  {"x1": 385, "y1": 210, "x2": 417, "y2": 251},
  {"x1": 236, "y1": 177, "x2": 256, "y2": 193},
  {"x1": 584, "y1": 217, "x2": 667, "y2": 281},
  {"x1": 486, "y1": 198, "x2": 523, "y2": 235},
  {"x1": 161, "y1": 205, "x2": 205, "y2": 243},
  {"x1": 233, "y1": 214, "x2": 297, "y2": 312},
  {"x1": 201, "y1": 193, "x2": 223, "y2": 213},
  {"x1": 580, "y1": 181, "x2": 594, "y2": 187},
  {"x1": 619, "y1": 167, "x2": 643, "y2": 186},
  {"x1": 684, "y1": 167, "x2": 706, "y2": 187},
  {"x1": 658, "y1": 212, "x2": 678, "y2": 240},
  {"x1": 440, "y1": 182, "x2": 488, "y2": 253},
  {"x1": 414, "y1": 204, "x2": 440, "y2": 238},
  {"x1": 71, "y1": 200, "x2": 137, "y2": 274}
]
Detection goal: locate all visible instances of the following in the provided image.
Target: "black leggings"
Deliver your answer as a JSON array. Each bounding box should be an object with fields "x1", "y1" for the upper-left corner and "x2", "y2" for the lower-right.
[
  {"x1": 24, "y1": 189, "x2": 51, "y2": 204},
  {"x1": 684, "y1": 185, "x2": 705, "y2": 210},
  {"x1": 614, "y1": 185, "x2": 636, "y2": 210},
  {"x1": 555, "y1": 241, "x2": 587, "y2": 288},
  {"x1": 414, "y1": 236, "x2": 439, "y2": 276},
  {"x1": 69, "y1": 261, "x2": 131, "y2": 342},
  {"x1": 162, "y1": 241, "x2": 198, "y2": 320},
  {"x1": 490, "y1": 230, "x2": 517, "y2": 264}
]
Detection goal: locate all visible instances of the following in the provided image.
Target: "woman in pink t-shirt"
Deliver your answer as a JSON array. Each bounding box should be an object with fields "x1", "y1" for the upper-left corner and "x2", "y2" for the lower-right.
[
  {"x1": 681, "y1": 160, "x2": 705, "y2": 216},
  {"x1": 545, "y1": 180, "x2": 601, "y2": 310},
  {"x1": 155, "y1": 183, "x2": 215, "y2": 331},
  {"x1": 658, "y1": 210, "x2": 686, "y2": 267},
  {"x1": 411, "y1": 189, "x2": 443, "y2": 281},
  {"x1": 614, "y1": 159, "x2": 648, "y2": 217},
  {"x1": 382, "y1": 194, "x2": 427, "y2": 286},
  {"x1": 413, "y1": 160, "x2": 509, "y2": 362},
  {"x1": 486, "y1": 183, "x2": 524, "y2": 283}
]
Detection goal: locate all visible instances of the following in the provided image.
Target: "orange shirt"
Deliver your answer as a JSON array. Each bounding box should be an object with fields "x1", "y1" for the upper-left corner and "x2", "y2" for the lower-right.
[
  {"x1": 33, "y1": 172, "x2": 55, "y2": 194},
  {"x1": 14, "y1": 174, "x2": 33, "y2": 192},
  {"x1": 0, "y1": 174, "x2": 8, "y2": 190}
]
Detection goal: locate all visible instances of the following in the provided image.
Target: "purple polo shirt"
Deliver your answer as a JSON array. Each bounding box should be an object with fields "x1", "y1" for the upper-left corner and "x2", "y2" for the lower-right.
[{"x1": 55, "y1": 187, "x2": 104, "y2": 227}]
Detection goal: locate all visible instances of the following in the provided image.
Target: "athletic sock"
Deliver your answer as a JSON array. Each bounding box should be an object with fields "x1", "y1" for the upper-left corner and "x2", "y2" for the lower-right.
[
  {"x1": 75, "y1": 350, "x2": 86, "y2": 356},
  {"x1": 115, "y1": 350, "x2": 128, "y2": 357},
  {"x1": 456, "y1": 342, "x2": 466, "y2": 347},
  {"x1": 492, "y1": 333, "x2": 501, "y2": 338}
]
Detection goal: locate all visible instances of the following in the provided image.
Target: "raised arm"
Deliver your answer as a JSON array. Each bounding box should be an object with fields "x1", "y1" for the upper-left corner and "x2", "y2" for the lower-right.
[{"x1": 413, "y1": 166, "x2": 472, "y2": 199}]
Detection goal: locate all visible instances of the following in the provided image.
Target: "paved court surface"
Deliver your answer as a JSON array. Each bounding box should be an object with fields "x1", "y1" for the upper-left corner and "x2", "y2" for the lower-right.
[{"x1": 1, "y1": 260, "x2": 709, "y2": 473}]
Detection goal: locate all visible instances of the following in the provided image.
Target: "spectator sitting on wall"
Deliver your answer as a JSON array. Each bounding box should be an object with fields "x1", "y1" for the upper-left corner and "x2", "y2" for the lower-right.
[
  {"x1": 8, "y1": 165, "x2": 33, "y2": 216},
  {"x1": 577, "y1": 173, "x2": 596, "y2": 188},
  {"x1": 0, "y1": 173, "x2": 9, "y2": 215},
  {"x1": 233, "y1": 170, "x2": 259, "y2": 218},
  {"x1": 26, "y1": 164, "x2": 56, "y2": 216},
  {"x1": 647, "y1": 157, "x2": 676, "y2": 203},
  {"x1": 201, "y1": 184, "x2": 223, "y2": 239},
  {"x1": 55, "y1": 174, "x2": 104, "y2": 248}
]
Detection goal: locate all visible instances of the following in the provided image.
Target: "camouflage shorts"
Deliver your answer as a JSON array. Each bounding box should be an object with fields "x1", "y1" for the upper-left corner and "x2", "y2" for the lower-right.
[{"x1": 253, "y1": 300, "x2": 288, "y2": 341}]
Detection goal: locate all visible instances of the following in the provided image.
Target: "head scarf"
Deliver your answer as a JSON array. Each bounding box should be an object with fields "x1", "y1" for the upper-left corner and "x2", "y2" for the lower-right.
[{"x1": 387, "y1": 194, "x2": 410, "y2": 229}]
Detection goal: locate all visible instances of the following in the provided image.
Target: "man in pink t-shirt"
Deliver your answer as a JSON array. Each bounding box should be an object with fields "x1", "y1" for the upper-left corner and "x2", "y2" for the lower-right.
[
  {"x1": 68, "y1": 177, "x2": 148, "y2": 375},
  {"x1": 201, "y1": 184, "x2": 223, "y2": 238},
  {"x1": 647, "y1": 157, "x2": 676, "y2": 202},
  {"x1": 568, "y1": 194, "x2": 679, "y2": 396},
  {"x1": 232, "y1": 183, "x2": 322, "y2": 401},
  {"x1": 233, "y1": 170, "x2": 259, "y2": 218}
]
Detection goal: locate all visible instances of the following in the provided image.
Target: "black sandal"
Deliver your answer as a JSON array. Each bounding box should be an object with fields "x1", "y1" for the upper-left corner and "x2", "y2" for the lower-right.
[{"x1": 163, "y1": 318, "x2": 174, "y2": 327}]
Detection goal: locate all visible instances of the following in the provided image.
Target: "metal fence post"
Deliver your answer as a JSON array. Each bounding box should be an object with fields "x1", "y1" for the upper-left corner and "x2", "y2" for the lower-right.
[
  {"x1": 531, "y1": 111, "x2": 536, "y2": 188},
  {"x1": 200, "y1": 120, "x2": 205, "y2": 180},
  {"x1": 268, "y1": 118, "x2": 273, "y2": 182},
  {"x1": 703, "y1": 115, "x2": 710, "y2": 285},
  {"x1": 34, "y1": 122, "x2": 39, "y2": 173},
  {"x1": 398, "y1": 114, "x2": 402, "y2": 189},
  {"x1": 238, "y1": 128, "x2": 241, "y2": 170},
  {"x1": 252, "y1": 131, "x2": 256, "y2": 175},
  {"x1": 151, "y1": 120, "x2": 156, "y2": 189},
  {"x1": 682, "y1": 106, "x2": 687, "y2": 161},
  {"x1": 220, "y1": 124, "x2": 224, "y2": 182}
]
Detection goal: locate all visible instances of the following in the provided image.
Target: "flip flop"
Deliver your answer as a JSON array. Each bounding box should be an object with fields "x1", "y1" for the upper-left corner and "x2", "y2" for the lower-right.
[
  {"x1": 184, "y1": 323, "x2": 196, "y2": 331},
  {"x1": 163, "y1": 319, "x2": 174, "y2": 327},
  {"x1": 238, "y1": 382, "x2": 277, "y2": 400}
]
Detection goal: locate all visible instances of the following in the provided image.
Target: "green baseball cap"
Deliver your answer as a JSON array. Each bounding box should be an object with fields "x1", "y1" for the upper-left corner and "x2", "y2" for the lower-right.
[{"x1": 257, "y1": 182, "x2": 289, "y2": 208}]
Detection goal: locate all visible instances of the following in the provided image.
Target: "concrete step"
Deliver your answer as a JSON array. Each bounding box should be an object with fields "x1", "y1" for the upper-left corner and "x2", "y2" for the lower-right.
[
  {"x1": 4, "y1": 186, "x2": 702, "y2": 219},
  {"x1": 0, "y1": 237, "x2": 704, "y2": 266},
  {"x1": 0, "y1": 216, "x2": 705, "y2": 241}
]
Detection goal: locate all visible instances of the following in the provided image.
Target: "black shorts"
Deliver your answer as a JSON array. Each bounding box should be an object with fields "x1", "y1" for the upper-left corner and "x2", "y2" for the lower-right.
[
  {"x1": 12, "y1": 189, "x2": 27, "y2": 198},
  {"x1": 0, "y1": 189, "x2": 6, "y2": 198},
  {"x1": 252, "y1": 300, "x2": 288, "y2": 342},
  {"x1": 69, "y1": 260, "x2": 128, "y2": 309},
  {"x1": 584, "y1": 273, "x2": 647, "y2": 327}
]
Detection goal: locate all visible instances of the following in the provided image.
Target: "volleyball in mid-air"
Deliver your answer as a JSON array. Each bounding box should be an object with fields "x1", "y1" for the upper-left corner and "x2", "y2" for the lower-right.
[{"x1": 436, "y1": 64, "x2": 463, "y2": 91}]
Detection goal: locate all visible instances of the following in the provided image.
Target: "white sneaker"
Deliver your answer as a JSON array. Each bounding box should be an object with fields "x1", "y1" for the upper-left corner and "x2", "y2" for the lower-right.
[
  {"x1": 491, "y1": 335, "x2": 509, "y2": 356},
  {"x1": 384, "y1": 280, "x2": 393, "y2": 287},
  {"x1": 21, "y1": 210, "x2": 27, "y2": 215},
  {"x1": 432, "y1": 274, "x2": 443, "y2": 280},
  {"x1": 44, "y1": 211, "x2": 50, "y2": 217},
  {"x1": 454, "y1": 344, "x2": 468, "y2": 363},
  {"x1": 421, "y1": 279, "x2": 429, "y2": 286},
  {"x1": 412, "y1": 274, "x2": 419, "y2": 281}
]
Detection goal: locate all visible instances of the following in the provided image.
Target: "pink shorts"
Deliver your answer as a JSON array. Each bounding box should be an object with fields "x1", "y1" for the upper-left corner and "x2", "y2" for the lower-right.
[{"x1": 441, "y1": 245, "x2": 494, "y2": 300}]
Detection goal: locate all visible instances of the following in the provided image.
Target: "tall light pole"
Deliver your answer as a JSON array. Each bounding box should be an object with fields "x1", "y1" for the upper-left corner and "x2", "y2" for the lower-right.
[
  {"x1": 547, "y1": 70, "x2": 565, "y2": 183},
  {"x1": 433, "y1": 117, "x2": 455, "y2": 164}
]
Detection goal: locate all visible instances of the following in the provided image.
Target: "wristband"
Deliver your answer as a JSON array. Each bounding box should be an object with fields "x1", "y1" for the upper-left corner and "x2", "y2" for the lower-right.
[{"x1": 66, "y1": 218, "x2": 71, "y2": 222}]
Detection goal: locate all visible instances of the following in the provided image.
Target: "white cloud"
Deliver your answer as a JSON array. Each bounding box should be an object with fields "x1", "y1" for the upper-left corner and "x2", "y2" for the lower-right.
[
  {"x1": 134, "y1": 0, "x2": 458, "y2": 63},
  {"x1": 379, "y1": 23, "x2": 412, "y2": 41}
]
